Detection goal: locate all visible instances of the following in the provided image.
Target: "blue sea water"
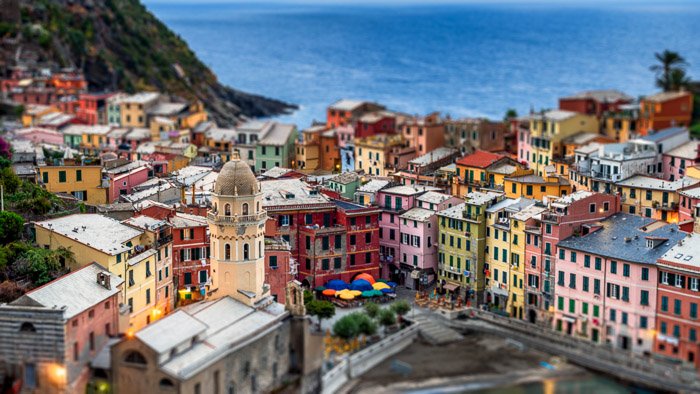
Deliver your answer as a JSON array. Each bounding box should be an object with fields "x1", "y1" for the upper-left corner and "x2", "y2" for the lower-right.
[{"x1": 146, "y1": 1, "x2": 700, "y2": 128}]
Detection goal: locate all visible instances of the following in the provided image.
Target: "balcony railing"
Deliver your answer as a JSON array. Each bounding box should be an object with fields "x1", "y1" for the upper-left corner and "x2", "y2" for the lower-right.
[{"x1": 207, "y1": 212, "x2": 267, "y2": 224}]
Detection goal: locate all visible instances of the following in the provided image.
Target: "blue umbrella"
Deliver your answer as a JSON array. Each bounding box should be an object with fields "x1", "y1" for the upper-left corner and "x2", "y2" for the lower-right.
[
  {"x1": 350, "y1": 279, "x2": 373, "y2": 291},
  {"x1": 381, "y1": 288, "x2": 394, "y2": 294},
  {"x1": 386, "y1": 281, "x2": 398, "y2": 288},
  {"x1": 326, "y1": 279, "x2": 349, "y2": 291}
]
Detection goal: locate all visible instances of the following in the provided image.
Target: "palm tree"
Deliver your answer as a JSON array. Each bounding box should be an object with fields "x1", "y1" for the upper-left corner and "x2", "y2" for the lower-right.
[
  {"x1": 650, "y1": 50, "x2": 689, "y2": 92},
  {"x1": 668, "y1": 68, "x2": 691, "y2": 92}
]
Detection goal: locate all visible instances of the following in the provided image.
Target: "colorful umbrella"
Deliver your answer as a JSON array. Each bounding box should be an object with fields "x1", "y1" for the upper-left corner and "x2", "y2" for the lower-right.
[
  {"x1": 354, "y1": 273, "x2": 376, "y2": 284},
  {"x1": 361, "y1": 290, "x2": 375, "y2": 297},
  {"x1": 326, "y1": 279, "x2": 349, "y2": 290},
  {"x1": 386, "y1": 281, "x2": 398, "y2": 288},
  {"x1": 350, "y1": 279, "x2": 373, "y2": 291},
  {"x1": 322, "y1": 289, "x2": 336, "y2": 296},
  {"x1": 380, "y1": 288, "x2": 394, "y2": 294},
  {"x1": 314, "y1": 286, "x2": 326, "y2": 292},
  {"x1": 349, "y1": 290, "x2": 362, "y2": 296},
  {"x1": 339, "y1": 292, "x2": 355, "y2": 300},
  {"x1": 369, "y1": 289, "x2": 383, "y2": 297},
  {"x1": 372, "y1": 282, "x2": 390, "y2": 290}
]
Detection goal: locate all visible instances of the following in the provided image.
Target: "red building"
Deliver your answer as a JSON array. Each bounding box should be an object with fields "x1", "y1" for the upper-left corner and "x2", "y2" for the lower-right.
[
  {"x1": 639, "y1": 91, "x2": 694, "y2": 135},
  {"x1": 655, "y1": 234, "x2": 700, "y2": 369},
  {"x1": 265, "y1": 237, "x2": 296, "y2": 303},
  {"x1": 297, "y1": 200, "x2": 380, "y2": 287},
  {"x1": 77, "y1": 92, "x2": 114, "y2": 125},
  {"x1": 354, "y1": 111, "x2": 396, "y2": 138},
  {"x1": 326, "y1": 99, "x2": 385, "y2": 128},
  {"x1": 559, "y1": 90, "x2": 633, "y2": 117}
]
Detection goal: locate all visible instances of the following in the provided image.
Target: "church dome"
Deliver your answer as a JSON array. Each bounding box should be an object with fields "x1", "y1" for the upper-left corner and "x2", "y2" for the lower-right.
[{"x1": 214, "y1": 158, "x2": 258, "y2": 196}]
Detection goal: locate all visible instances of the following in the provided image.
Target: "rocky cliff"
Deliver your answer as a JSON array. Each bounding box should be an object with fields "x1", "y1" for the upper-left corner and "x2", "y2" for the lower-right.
[{"x1": 0, "y1": 0, "x2": 295, "y2": 126}]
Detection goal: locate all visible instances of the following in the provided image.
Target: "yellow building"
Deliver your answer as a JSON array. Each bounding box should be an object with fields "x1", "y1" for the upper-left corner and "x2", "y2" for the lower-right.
[
  {"x1": 615, "y1": 175, "x2": 699, "y2": 223},
  {"x1": 120, "y1": 92, "x2": 160, "y2": 128},
  {"x1": 34, "y1": 214, "x2": 164, "y2": 331},
  {"x1": 509, "y1": 205, "x2": 546, "y2": 319},
  {"x1": 453, "y1": 151, "x2": 531, "y2": 197},
  {"x1": 296, "y1": 125, "x2": 324, "y2": 171},
  {"x1": 686, "y1": 165, "x2": 700, "y2": 179},
  {"x1": 504, "y1": 174, "x2": 571, "y2": 200},
  {"x1": 123, "y1": 215, "x2": 175, "y2": 318},
  {"x1": 22, "y1": 104, "x2": 60, "y2": 127},
  {"x1": 38, "y1": 164, "x2": 107, "y2": 205},
  {"x1": 354, "y1": 133, "x2": 413, "y2": 177},
  {"x1": 150, "y1": 116, "x2": 177, "y2": 140},
  {"x1": 528, "y1": 110, "x2": 599, "y2": 175}
]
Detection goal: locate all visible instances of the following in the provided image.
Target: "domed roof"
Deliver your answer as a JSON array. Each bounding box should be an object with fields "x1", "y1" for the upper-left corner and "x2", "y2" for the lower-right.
[{"x1": 214, "y1": 158, "x2": 258, "y2": 196}]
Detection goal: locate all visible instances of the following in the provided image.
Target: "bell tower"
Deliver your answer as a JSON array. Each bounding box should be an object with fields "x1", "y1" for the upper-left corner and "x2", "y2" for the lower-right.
[{"x1": 208, "y1": 155, "x2": 269, "y2": 306}]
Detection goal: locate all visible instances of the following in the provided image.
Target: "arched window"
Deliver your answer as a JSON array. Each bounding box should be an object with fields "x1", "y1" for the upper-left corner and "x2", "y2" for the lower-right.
[
  {"x1": 19, "y1": 322, "x2": 36, "y2": 333},
  {"x1": 225, "y1": 244, "x2": 231, "y2": 260},
  {"x1": 224, "y1": 204, "x2": 231, "y2": 216},
  {"x1": 256, "y1": 202, "x2": 260, "y2": 212},
  {"x1": 242, "y1": 203, "x2": 249, "y2": 216},
  {"x1": 214, "y1": 202, "x2": 218, "y2": 213},
  {"x1": 243, "y1": 244, "x2": 250, "y2": 260},
  {"x1": 124, "y1": 351, "x2": 147, "y2": 365},
  {"x1": 159, "y1": 378, "x2": 175, "y2": 388}
]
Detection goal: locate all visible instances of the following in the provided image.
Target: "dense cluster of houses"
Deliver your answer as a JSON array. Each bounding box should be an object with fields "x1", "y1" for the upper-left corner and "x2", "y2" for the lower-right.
[{"x1": 2, "y1": 64, "x2": 700, "y2": 391}]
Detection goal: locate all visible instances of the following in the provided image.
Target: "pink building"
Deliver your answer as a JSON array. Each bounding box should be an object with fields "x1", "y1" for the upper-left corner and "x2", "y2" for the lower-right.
[
  {"x1": 524, "y1": 191, "x2": 620, "y2": 326},
  {"x1": 335, "y1": 124, "x2": 355, "y2": 149},
  {"x1": 662, "y1": 141, "x2": 700, "y2": 181},
  {"x1": 554, "y1": 213, "x2": 684, "y2": 354},
  {"x1": 264, "y1": 237, "x2": 296, "y2": 304},
  {"x1": 517, "y1": 126, "x2": 533, "y2": 166},
  {"x1": 104, "y1": 161, "x2": 152, "y2": 203},
  {"x1": 377, "y1": 185, "x2": 441, "y2": 282}
]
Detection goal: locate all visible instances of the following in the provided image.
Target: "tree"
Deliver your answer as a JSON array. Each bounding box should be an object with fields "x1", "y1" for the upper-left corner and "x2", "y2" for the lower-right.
[
  {"x1": 0, "y1": 281, "x2": 24, "y2": 303},
  {"x1": 377, "y1": 308, "x2": 396, "y2": 332},
  {"x1": 364, "y1": 301, "x2": 379, "y2": 318},
  {"x1": 650, "y1": 50, "x2": 689, "y2": 92},
  {"x1": 0, "y1": 167, "x2": 20, "y2": 195},
  {"x1": 668, "y1": 68, "x2": 691, "y2": 92},
  {"x1": 0, "y1": 211, "x2": 23, "y2": 244},
  {"x1": 503, "y1": 108, "x2": 518, "y2": 121},
  {"x1": 303, "y1": 289, "x2": 313, "y2": 305},
  {"x1": 390, "y1": 300, "x2": 411, "y2": 318},
  {"x1": 306, "y1": 300, "x2": 335, "y2": 328},
  {"x1": 350, "y1": 312, "x2": 377, "y2": 336},
  {"x1": 333, "y1": 314, "x2": 359, "y2": 340}
]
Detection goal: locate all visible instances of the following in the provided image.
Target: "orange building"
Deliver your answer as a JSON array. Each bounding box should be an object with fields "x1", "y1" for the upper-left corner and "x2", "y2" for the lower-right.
[
  {"x1": 326, "y1": 99, "x2": 385, "y2": 128},
  {"x1": 399, "y1": 112, "x2": 445, "y2": 156},
  {"x1": 320, "y1": 129, "x2": 340, "y2": 171},
  {"x1": 639, "y1": 91, "x2": 693, "y2": 135}
]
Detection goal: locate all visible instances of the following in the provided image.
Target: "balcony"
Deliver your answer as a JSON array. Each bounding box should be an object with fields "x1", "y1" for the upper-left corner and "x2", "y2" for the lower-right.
[
  {"x1": 207, "y1": 212, "x2": 267, "y2": 224},
  {"x1": 525, "y1": 225, "x2": 541, "y2": 233},
  {"x1": 155, "y1": 234, "x2": 173, "y2": 248},
  {"x1": 540, "y1": 212, "x2": 561, "y2": 224}
]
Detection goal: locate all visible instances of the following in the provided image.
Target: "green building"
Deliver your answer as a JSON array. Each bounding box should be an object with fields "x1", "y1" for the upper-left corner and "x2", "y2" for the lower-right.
[
  {"x1": 326, "y1": 172, "x2": 361, "y2": 200},
  {"x1": 437, "y1": 191, "x2": 501, "y2": 304},
  {"x1": 255, "y1": 123, "x2": 297, "y2": 172}
]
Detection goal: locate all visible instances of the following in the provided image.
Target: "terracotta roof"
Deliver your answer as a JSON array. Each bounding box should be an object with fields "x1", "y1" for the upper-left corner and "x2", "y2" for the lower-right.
[{"x1": 455, "y1": 150, "x2": 505, "y2": 169}]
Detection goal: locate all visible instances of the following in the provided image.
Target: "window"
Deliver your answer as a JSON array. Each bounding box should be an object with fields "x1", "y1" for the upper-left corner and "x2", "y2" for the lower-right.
[
  {"x1": 582, "y1": 276, "x2": 589, "y2": 292},
  {"x1": 243, "y1": 244, "x2": 250, "y2": 260},
  {"x1": 674, "y1": 299, "x2": 682, "y2": 315},
  {"x1": 557, "y1": 271, "x2": 564, "y2": 286},
  {"x1": 595, "y1": 257, "x2": 601, "y2": 271},
  {"x1": 199, "y1": 270, "x2": 207, "y2": 283},
  {"x1": 570, "y1": 251, "x2": 577, "y2": 263},
  {"x1": 569, "y1": 273, "x2": 576, "y2": 289},
  {"x1": 691, "y1": 303, "x2": 698, "y2": 319},
  {"x1": 59, "y1": 170, "x2": 67, "y2": 183},
  {"x1": 640, "y1": 290, "x2": 649, "y2": 306},
  {"x1": 594, "y1": 278, "x2": 601, "y2": 295},
  {"x1": 334, "y1": 257, "x2": 341, "y2": 269},
  {"x1": 76, "y1": 169, "x2": 82, "y2": 181},
  {"x1": 623, "y1": 263, "x2": 630, "y2": 277},
  {"x1": 569, "y1": 299, "x2": 575, "y2": 313},
  {"x1": 641, "y1": 267, "x2": 649, "y2": 281},
  {"x1": 557, "y1": 296, "x2": 564, "y2": 311},
  {"x1": 589, "y1": 203, "x2": 596, "y2": 213},
  {"x1": 559, "y1": 249, "x2": 565, "y2": 260},
  {"x1": 640, "y1": 316, "x2": 648, "y2": 329},
  {"x1": 124, "y1": 351, "x2": 147, "y2": 365},
  {"x1": 584, "y1": 255, "x2": 590, "y2": 268},
  {"x1": 128, "y1": 270, "x2": 134, "y2": 287},
  {"x1": 365, "y1": 233, "x2": 371, "y2": 244},
  {"x1": 610, "y1": 309, "x2": 616, "y2": 322},
  {"x1": 610, "y1": 261, "x2": 617, "y2": 274},
  {"x1": 146, "y1": 289, "x2": 151, "y2": 304},
  {"x1": 661, "y1": 296, "x2": 669, "y2": 312},
  {"x1": 225, "y1": 244, "x2": 231, "y2": 260}
]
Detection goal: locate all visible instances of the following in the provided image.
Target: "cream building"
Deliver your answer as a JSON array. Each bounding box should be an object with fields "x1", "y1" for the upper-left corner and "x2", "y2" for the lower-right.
[{"x1": 207, "y1": 155, "x2": 270, "y2": 305}]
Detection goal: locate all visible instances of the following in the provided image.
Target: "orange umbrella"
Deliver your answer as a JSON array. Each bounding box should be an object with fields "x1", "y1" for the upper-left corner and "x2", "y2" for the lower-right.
[
  {"x1": 355, "y1": 273, "x2": 376, "y2": 284},
  {"x1": 322, "y1": 289, "x2": 336, "y2": 296}
]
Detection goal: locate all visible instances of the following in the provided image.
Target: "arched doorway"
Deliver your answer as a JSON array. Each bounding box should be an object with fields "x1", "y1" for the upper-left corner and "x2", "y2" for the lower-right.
[{"x1": 528, "y1": 309, "x2": 537, "y2": 324}]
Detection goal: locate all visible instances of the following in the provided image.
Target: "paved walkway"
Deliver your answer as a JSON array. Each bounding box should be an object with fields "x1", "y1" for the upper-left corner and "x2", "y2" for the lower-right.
[{"x1": 411, "y1": 313, "x2": 463, "y2": 345}]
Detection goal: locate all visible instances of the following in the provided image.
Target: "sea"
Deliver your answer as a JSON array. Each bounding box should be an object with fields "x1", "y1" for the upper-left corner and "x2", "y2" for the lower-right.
[{"x1": 146, "y1": 1, "x2": 700, "y2": 129}]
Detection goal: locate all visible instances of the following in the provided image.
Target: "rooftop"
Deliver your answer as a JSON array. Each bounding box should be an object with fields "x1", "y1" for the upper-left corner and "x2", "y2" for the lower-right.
[
  {"x1": 147, "y1": 102, "x2": 188, "y2": 116},
  {"x1": 487, "y1": 197, "x2": 535, "y2": 213},
  {"x1": 417, "y1": 191, "x2": 453, "y2": 205},
  {"x1": 329, "y1": 172, "x2": 360, "y2": 185},
  {"x1": 123, "y1": 215, "x2": 169, "y2": 231},
  {"x1": 643, "y1": 91, "x2": 691, "y2": 103},
  {"x1": 639, "y1": 127, "x2": 688, "y2": 143},
  {"x1": 261, "y1": 167, "x2": 293, "y2": 179},
  {"x1": 437, "y1": 203, "x2": 466, "y2": 220},
  {"x1": 134, "y1": 296, "x2": 287, "y2": 380},
  {"x1": 329, "y1": 99, "x2": 369, "y2": 111},
  {"x1": 357, "y1": 179, "x2": 391, "y2": 193},
  {"x1": 562, "y1": 132, "x2": 607, "y2": 146},
  {"x1": 261, "y1": 178, "x2": 331, "y2": 208},
  {"x1": 551, "y1": 190, "x2": 594, "y2": 206},
  {"x1": 456, "y1": 150, "x2": 505, "y2": 169},
  {"x1": 506, "y1": 174, "x2": 570, "y2": 185},
  {"x1": 512, "y1": 204, "x2": 547, "y2": 221},
  {"x1": 12, "y1": 263, "x2": 123, "y2": 320},
  {"x1": 465, "y1": 191, "x2": 502, "y2": 206},
  {"x1": 615, "y1": 175, "x2": 699, "y2": 191},
  {"x1": 333, "y1": 199, "x2": 369, "y2": 211},
  {"x1": 561, "y1": 89, "x2": 632, "y2": 103},
  {"x1": 123, "y1": 92, "x2": 160, "y2": 104},
  {"x1": 170, "y1": 213, "x2": 208, "y2": 229},
  {"x1": 61, "y1": 124, "x2": 112, "y2": 136},
  {"x1": 409, "y1": 147, "x2": 458, "y2": 166},
  {"x1": 380, "y1": 185, "x2": 441, "y2": 196},
  {"x1": 558, "y1": 213, "x2": 685, "y2": 264},
  {"x1": 35, "y1": 214, "x2": 142, "y2": 255},
  {"x1": 205, "y1": 127, "x2": 237, "y2": 142},
  {"x1": 665, "y1": 140, "x2": 700, "y2": 160},
  {"x1": 258, "y1": 123, "x2": 296, "y2": 146},
  {"x1": 659, "y1": 233, "x2": 700, "y2": 268},
  {"x1": 400, "y1": 207, "x2": 435, "y2": 222},
  {"x1": 530, "y1": 110, "x2": 579, "y2": 122}
]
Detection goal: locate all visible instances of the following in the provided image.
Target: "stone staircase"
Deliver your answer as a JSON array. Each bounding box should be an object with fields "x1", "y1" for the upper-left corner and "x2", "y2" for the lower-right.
[{"x1": 412, "y1": 314, "x2": 463, "y2": 345}]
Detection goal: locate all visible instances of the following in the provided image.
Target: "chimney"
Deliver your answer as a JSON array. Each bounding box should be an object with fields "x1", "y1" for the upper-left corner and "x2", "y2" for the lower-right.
[{"x1": 97, "y1": 272, "x2": 111, "y2": 290}]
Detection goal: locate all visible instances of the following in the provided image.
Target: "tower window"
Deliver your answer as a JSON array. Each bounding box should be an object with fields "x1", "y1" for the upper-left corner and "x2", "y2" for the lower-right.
[
  {"x1": 244, "y1": 244, "x2": 250, "y2": 260},
  {"x1": 225, "y1": 244, "x2": 231, "y2": 260},
  {"x1": 225, "y1": 204, "x2": 231, "y2": 216},
  {"x1": 242, "y1": 203, "x2": 249, "y2": 216}
]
